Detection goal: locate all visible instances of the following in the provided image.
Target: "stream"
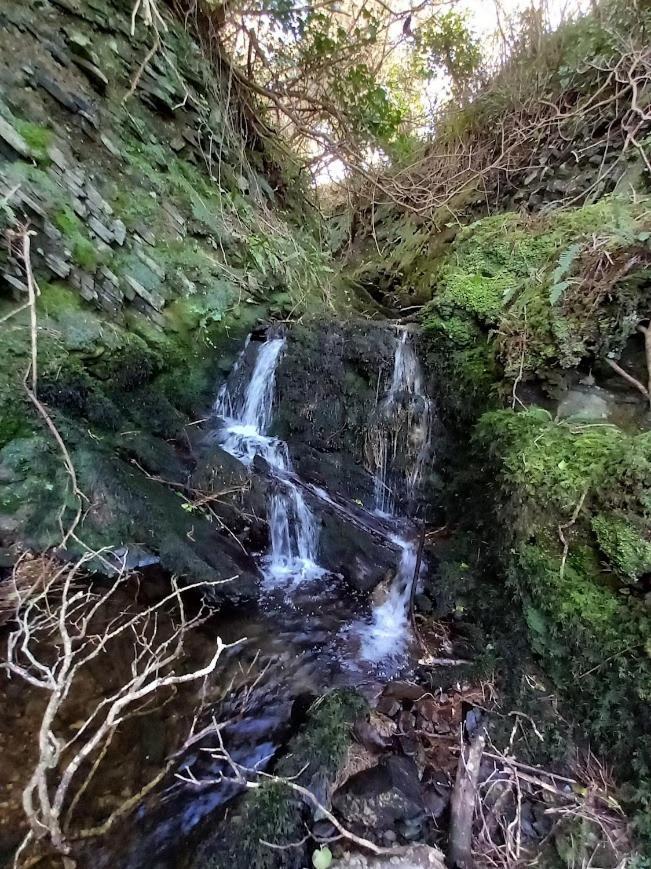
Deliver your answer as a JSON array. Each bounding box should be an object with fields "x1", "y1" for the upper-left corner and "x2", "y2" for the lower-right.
[{"x1": 96, "y1": 324, "x2": 434, "y2": 868}]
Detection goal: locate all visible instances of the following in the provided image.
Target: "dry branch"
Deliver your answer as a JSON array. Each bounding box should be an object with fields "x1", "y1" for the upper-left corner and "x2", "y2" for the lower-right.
[
  {"x1": 3, "y1": 554, "x2": 240, "y2": 865},
  {"x1": 449, "y1": 727, "x2": 486, "y2": 869}
]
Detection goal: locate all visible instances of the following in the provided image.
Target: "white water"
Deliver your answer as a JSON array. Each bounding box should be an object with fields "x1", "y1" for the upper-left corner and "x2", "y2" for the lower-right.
[
  {"x1": 356, "y1": 328, "x2": 431, "y2": 665},
  {"x1": 372, "y1": 328, "x2": 432, "y2": 517},
  {"x1": 216, "y1": 329, "x2": 431, "y2": 669},
  {"x1": 216, "y1": 337, "x2": 322, "y2": 584},
  {"x1": 358, "y1": 537, "x2": 419, "y2": 664}
]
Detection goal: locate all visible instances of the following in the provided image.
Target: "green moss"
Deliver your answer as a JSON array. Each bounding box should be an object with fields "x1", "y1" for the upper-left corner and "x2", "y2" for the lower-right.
[
  {"x1": 469, "y1": 408, "x2": 651, "y2": 790},
  {"x1": 418, "y1": 195, "x2": 651, "y2": 390},
  {"x1": 195, "y1": 690, "x2": 366, "y2": 869},
  {"x1": 53, "y1": 208, "x2": 101, "y2": 271},
  {"x1": 14, "y1": 120, "x2": 53, "y2": 161},
  {"x1": 284, "y1": 690, "x2": 368, "y2": 778},
  {"x1": 39, "y1": 281, "x2": 83, "y2": 315},
  {"x1": 53, "y1": 206, "x2": 82, "y2": 239},
  {"x1": 592, "y1": 515, "x2": 651, "y2": 582}
]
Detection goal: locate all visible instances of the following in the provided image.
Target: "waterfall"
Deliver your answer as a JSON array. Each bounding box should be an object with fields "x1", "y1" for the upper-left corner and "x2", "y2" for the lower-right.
[
  {"x1": 356, "y1": 328, "x2": 431, "y2": 665},
  {"x1": 216, "y1": 337, "x2": 322, "y2": 583},
  {"x1": 369, "y1": 328, "x2": 432, "y2": 516},
  {"x1": 358, "y1": 537, "x2": 419, "y2": 663}
]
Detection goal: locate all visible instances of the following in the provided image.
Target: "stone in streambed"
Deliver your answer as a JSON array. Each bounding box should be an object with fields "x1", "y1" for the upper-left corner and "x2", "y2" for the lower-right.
[
  {"x1": 332, "y1": 755, "x2": 425, "y2": 832},
  {"x1": 317, "y1": 507, "x2": 401, "y2": 593},
  {"x1": 330, "y1": 846, "x2": 445, "y2": 868}
]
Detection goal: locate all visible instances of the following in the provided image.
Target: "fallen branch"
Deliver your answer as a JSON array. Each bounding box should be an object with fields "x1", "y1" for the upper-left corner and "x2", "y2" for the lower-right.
[
  {"x1": 605, "y1": 357, "x2": 649, "y2": 401},
  {"x1": 449, "y1": 727, "x2": 486, "y2": 869},
  {"x1": 558, "y1": 488, "x2": 588, "y2": 580},
  {"x1": 178, "y1": 727, "x2": 398, "y2": 857}
]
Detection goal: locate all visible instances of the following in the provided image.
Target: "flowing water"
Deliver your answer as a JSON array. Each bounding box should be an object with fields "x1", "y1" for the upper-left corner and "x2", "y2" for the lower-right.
[
  {"x1": 216, "y1": 336, "x2": 322, "y2": 583},
  {"x1": 91, "y1": 326, "x2": 434, "y2": 867},
  {"x1": 370, "y1": 327, "x2": 432, "y2": 517}
]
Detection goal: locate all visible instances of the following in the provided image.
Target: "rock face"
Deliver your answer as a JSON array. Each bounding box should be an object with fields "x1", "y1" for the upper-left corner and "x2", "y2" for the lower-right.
[
  {"x1": 274, "y1": 320, "x2": 398, "y2": 507},
  {"x1": 0, "y1": 0, "x2": 328, "y2": 590}
]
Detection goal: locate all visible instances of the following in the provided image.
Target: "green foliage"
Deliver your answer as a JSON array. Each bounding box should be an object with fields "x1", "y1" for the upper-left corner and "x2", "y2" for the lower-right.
[
  {"x1": 53, "y1": 207, "x2": 101, "y2": 271},
  {"x1": 414, "y1": 11, "x2": 483, "y2": 97},
  {"x1": 419, "y1": 196, "x2": 651, "y2": 386},
  {"x1": 284, "y1": 690, "x2": 368, "y2": 777},
  {"x1": 14, "y1": 120, "x2": 53, "y2": 161},
  {"x1": 471, "y1": 408, "x2": 651, "y2": 789}
]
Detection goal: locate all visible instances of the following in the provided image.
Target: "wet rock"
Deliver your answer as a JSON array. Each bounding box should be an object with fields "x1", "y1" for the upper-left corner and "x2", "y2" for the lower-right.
[
  {"x1": 47, "y1": 144, "x2": 69, "y2": 171},
  {"x1": 86, "y1": 183, "x2": 112, "y2": 216},
  {"x1": 134, "y1": 221, "x2": 156, "y2": 246},
  {"x1": 35, "y1": 71, "x2": 99, "y2": 127},
  {"x1": 100, "y1": 133, "x2": 121, "y2": 158},
  {"x1": 376, "y1": 696, "x2": 401, "y2": 718},
  {"x1": 382, "y1": 681, "x2": 425, "y2": 704},
  {"x1": 332, "y1": 755, "x2": 424, "y2": 831},
  {"x1": 45, "y1": 253, "x2": 71, "y2": 278},
  {"x1": 414, "y1": 592, "x2": 433, "y2": 613},
  {"x1": 353, "y1": 712, "x2": 396, "y2": 752},
  {"x1": 112, "y1": 218, "x2": 126, "y2": 246},
  {"x1": 71, "y1": 56, "x2": 109, "y2": 93},
  {"x1": 317, "y1": 507, "x2": 401, "y2": 593},
  {"x1": 557, "y1": 386, "x2": 613, "y2": 421},
  {"x1": 331, "y1": 845, "x2": 445, "y2": 868},
  {"x1": 0, "y1": 116, "x2": 33, "y2": 159},
  {"x1": 125, "y1": 275, "x2": 165, "y2": 311},
  {"x1": 88, "y1": 216, "x2": 114, "y2": 244}
]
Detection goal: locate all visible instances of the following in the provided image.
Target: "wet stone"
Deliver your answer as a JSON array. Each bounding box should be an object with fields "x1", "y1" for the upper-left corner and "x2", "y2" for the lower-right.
[
  {"x1": 86, "y1": 183, "x2": 112, "y2": 216},
  {"x1": 88, "y1": 215, "x2": 114, "y2": 244},
  {"x1": 100, "y1": 134, "x2": 121, "y2": 158},
  {"x1": 0, "y1": 116, "x2": 32, "y2": 159},
  {"x1": 45, "y1": 253, "x2": 71, "y2": 278},
  {"x1": 72, "y1": 57, "x2": 109, "y2": 94},
  {"x1": 2, "y1": 274, "x2": 28, "y2": 295},
  {"x1": 63, "y1": 168, "x2": 86, "y2": 196},
  {"x1": 47, "y1": 145, "x2": 69, "y2": 171},
  {"x1": 112, "y1": 218, "x2": 126, "y2": 246},
  {"x1": 35, "y1": 72, "x2": 99, "y2": 128},
  {"x1": 43, "y1": 221, "x2": 63, "y2": 242},
  {"x1": 134, "y1": 222, "x2": 156, "y2": 246},
  {"x1": 72, "y1": 198, "x2": 88, "y2": 219},
  {"x1": 135, "y1": 246, "x2": 166, "y2": 280},
  {"x1": 125, "y1": 275, "x2": 164, "y2": 311},
  {"x1": 79, "y1": 273, "x2": 97, "y2": 301}
]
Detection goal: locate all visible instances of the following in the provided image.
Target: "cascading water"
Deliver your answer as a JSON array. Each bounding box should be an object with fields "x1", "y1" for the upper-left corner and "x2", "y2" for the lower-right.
[
  {"x1": 369, "y1": 328, "x2": 432, "y2": 517},
  {"x1": 216, "y1": 328, "x2": 432, "y2": 667},
  {"x1": 215, "y1": 337, "x2": 322, "y2": 583},
  {"x1": 355, "y1": 327, "x2": 432, "y2": 666}
]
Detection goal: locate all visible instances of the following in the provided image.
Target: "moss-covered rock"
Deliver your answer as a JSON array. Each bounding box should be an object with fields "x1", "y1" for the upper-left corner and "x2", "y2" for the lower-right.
[
  {"x1": 193, "y1": 690, "x2": 367, "y2": 869},
  {"x1": 469, "y1": 409, "x2": 651, "y2": 796},
  {"x1": 419, "y1": 196, "x2": 651, "y2": 422},
  {"x1": 0, "y1": 0, "x2": 353, "y2": 571}
]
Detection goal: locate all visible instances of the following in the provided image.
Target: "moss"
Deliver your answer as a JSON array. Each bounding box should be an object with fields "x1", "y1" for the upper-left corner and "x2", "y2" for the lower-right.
[
  {"x1": 468, "y1": 408, "x2": 651, "y2": 790},
  {"x1": 592, "y1": 515, "x2": 651, "y2": 582},
  {"x1": 193, "y1": 690, "x2": 366, "y2": 869},
  {"x1": 417, "y1": 195, "x2": 651, "y2": 393},
  {"x1": 14, "y1": 120, "x2": 53, "y2": 161},
  {"x1": 91, "y1": 335, "x2": 163, "y2": 392},
  {"x1": 53, "y1": 208, "x2": 101, "y2": 271},
  {"x1": 283, "y1": 690, "x2": 368, "y2": 778}
]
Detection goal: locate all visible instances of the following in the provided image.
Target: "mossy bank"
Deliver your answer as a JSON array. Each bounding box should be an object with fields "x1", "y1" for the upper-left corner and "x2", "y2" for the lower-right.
[{"x1": 0, "y1": 0, "x2": 350, "y2": 589}]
